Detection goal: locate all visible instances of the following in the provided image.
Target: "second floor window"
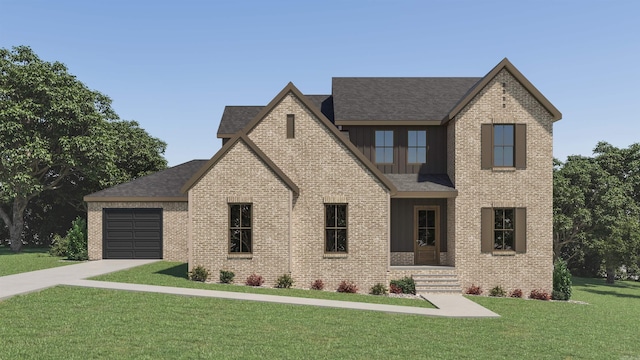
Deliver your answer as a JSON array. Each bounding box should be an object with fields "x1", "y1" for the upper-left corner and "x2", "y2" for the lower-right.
[
  {"x1": 408, "y1": 130, "x2": 427, "y2": 164},
  {"x1": 375, "y1": 130, "x2": 393, "y2": 164},
  {"x1": 493, "y1": 125, "x2": 514, "y2": 167}
]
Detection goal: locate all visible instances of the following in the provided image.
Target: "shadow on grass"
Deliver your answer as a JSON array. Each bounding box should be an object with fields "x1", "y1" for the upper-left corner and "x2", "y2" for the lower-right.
[
  {"x1": 580, "y1": 288, "x2": 640, "y2": 300},
  {"x1": 155, "y1": 263, "x2": 189, "y2": 279},
  {"x1": 0, "y1": 247, "x2": 50, "y2": 255}
]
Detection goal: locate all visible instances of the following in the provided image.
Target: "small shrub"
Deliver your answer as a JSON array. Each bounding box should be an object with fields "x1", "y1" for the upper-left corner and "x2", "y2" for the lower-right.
[
  {"x1": 310, "y1": 279, "x2": 324, "y2": 290},
  {"x1": 370, "y1": 283, "x2": 388, "y2": 295},
  {"x1": 390, "y1": 277, "x2": 416, "y2": 295},
  {"x1": 275, "y1": 274, "x2": 294, "y2": 288},
  {"x1": 552, "y1": 290, "x2": 569, "y2": 301},
  {"x1": 245, "y1": 273, "x2": 264, "y2": 286},
  {"x1": 189, "y1": 265, "x2": 209, "y2": 282},
  {"x1": 389, "y1": 283, "x2": 403, "y2": 294},
  {"x1": 65, "y1": 217, "x2": 88, "y2": 261},
  {"x1": 336, "y1": 280, "x2": 358, "y2": 293},
  {"x1": 553, "y1": 258, "x2": 572, "y2": 300},
  {"x1": 509, "y1": 289, "x2": 523, "y2": 298},
  {"x1": 529, "y1": 289, "x2": 551, "y2": 301},
  {"x1": 219, "y1": 270, "x2": 235, "y2": 284},
  {"x1": 465, "y1": 284, "x2": 483, "y2": 295},
  {"x1": 489, "y1": 285, "x2": 506, "y2": 297},
  {"x1": 49, "y1": 234, "x2": 68, "y2": 257}
]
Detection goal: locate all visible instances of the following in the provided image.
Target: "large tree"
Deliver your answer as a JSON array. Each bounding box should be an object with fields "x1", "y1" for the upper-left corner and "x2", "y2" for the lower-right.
[
  {"x1": 0, "y1": 46, "x2": 167, "y2": 252},
  {"x1": 554, "y1": 142, "x2": 640, "y2": 283}
]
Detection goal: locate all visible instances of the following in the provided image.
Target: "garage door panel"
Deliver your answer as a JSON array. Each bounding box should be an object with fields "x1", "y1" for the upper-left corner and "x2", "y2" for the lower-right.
[
  {"x1": 105, "y1": 241, "x2": 134, "y2": 249},
  {"x1": 134, "y1": 221, "x2": 161, "y2": 229},
  {"x1": 106, "y1": 221, "x2": 134, "y2": 229},
  {"x1": 104, "y1": 208, "x2": 162, "y2": 259},
  {"x1": 135, "y1": 240, "x2": 162, "y2": 249},
  {"x1": 131, "y1": 250, "x2": 163, "y2": 259}
]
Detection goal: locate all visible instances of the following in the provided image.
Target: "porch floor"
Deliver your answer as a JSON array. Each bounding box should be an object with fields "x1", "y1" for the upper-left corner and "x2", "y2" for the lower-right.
[{"x1": 390, "y1": 265, "x2": 455, "y2": 270}]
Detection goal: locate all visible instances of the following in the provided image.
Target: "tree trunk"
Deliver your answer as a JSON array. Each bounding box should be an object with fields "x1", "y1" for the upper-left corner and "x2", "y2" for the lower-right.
[
  {"x1": 0, "y1": 198, "x2": 29, "y2": 253},
  {"x1": 606, "y1": 267, "x2": 616, "y2": 284}
]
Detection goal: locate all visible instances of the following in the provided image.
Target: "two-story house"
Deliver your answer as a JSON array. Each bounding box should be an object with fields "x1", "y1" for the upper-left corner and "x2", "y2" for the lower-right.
[{"x1": 85, "y1": 58, "x2": 561, "y2": 294}]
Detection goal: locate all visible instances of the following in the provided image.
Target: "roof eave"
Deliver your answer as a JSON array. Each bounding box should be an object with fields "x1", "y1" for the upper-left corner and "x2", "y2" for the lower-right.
[{"x1": 84, "y1": 196, "x2": 188, "y2": 202}]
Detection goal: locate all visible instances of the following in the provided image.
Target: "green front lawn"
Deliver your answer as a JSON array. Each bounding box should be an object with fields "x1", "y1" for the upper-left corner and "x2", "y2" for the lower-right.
[
  {"x1": 0, "y1": 277, "x2": 638, "y2": 359},
  {"x1": 0, "y1": 247, "x2": 72, "y2": 276},
  {"x1": 92, "y1": 261, "x2": 436, "y2": 308}
]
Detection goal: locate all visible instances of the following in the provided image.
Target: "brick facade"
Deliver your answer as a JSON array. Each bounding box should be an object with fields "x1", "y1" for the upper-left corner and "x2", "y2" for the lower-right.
[
  {"x1": 450, "y1": 69, "x2": 554, "y2": 295},
  {"x1": 189, "y1": 93, "x2": 391, "y2": 290},
  {"x1": 87, "y1": 201, "x2": 188, "y2": 261}
]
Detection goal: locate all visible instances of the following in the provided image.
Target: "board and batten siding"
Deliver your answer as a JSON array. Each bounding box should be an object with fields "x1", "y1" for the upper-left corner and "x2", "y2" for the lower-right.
[
  {"x1": 390, "y1": 198, "x2": 447, "y2": 252},
  {"x1": 341, "y1": 125, "x2": 447, "y2": 174}
]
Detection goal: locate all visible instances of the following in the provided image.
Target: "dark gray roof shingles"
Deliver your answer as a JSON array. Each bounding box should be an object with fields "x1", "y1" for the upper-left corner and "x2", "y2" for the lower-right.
[
  {"x1": 85, "y1": 160, "x2": 207, "y2": 199},
  {"x1": 332, "y1": 77, "x2": 481, "y2": 121},
  {"x1": 384, "y1": 173, "x2": 455, "y2": 192},
  {"x1": 217, "y1": 94, "x2": 333, "y2": 137}
]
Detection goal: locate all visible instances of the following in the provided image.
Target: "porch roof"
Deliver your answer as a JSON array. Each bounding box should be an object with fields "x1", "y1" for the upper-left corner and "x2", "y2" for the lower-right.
[{"x1": 385, "y1": 173, "x2": 457, "y2": 198}]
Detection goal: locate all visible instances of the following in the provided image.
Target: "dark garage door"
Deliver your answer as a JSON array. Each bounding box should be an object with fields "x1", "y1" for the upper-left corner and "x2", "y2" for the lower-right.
[{"x1": 103, "y1": 208, "x2": 163, "y2": 259}]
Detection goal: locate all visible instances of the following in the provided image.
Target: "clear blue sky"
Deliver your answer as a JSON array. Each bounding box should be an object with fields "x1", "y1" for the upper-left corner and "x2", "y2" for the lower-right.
[{"x1": 2, "y1": 0, "x2": 638, "y2": 166}]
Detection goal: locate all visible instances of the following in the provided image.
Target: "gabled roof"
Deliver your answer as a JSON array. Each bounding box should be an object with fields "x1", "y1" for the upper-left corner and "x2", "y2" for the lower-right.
[
  {"x1": 181, "y1": 133, "x2": 299, "y2": 195},
  {"x1": 332, "y1": 77, "x2": 481, "y2": 124},
  {"x1": 209, "y1": 82, "x2": 396, "y2": 195},
  {"x1": 217, "y1": 106, "x2": 263, "y2": 136},
  {"x1": 445, "y1": 58, "x2": 562, "y2": 122},
  {"x1": 217, "y1": 94, "x2": 333, "y2": 138},
  {"x1": 84, "y1": 160, "x2": 207, "y2": 202}
]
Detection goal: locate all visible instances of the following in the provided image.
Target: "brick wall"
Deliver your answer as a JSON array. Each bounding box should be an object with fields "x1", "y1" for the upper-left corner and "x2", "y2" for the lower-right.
[
  {"x1": 87, "y1": 201, "x2": 188, "y2": 261},
  {"x1": 244, "y1": 93, "x2": 390, "y2": 291},
  {"x1": 452, "y1": 69, "x2": 554, "y2": 295},
  {"x1": 189, "y1": 140, "x2": 292, "y2": 286}
]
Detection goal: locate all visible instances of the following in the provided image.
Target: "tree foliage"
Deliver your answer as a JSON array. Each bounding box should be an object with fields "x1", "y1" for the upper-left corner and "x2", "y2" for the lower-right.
[
  {"x1": 0, "y1": 46, "x2": 167, "y2": 251},
  {"x1": 554, "y1": 142, "x2": 640, "y2": 283}
]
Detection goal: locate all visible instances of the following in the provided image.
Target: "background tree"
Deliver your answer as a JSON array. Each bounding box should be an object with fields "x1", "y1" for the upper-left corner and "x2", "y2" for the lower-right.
[
  {"x1": 554, "y1": 142, "x2": 640, "y2": 283},
  {"x1": 0, "y1": 46, "x2": 166, "y2": 252}
]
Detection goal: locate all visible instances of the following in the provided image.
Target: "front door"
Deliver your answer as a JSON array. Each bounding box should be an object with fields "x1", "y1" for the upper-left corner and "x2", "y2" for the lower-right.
[{"x1": 414, "y1": 206, "x2": 439, "y2": 265}]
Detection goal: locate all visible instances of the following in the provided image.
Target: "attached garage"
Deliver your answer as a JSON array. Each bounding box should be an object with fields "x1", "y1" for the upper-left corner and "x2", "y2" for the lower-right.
[
  {"x1": 103, "y1": 208, "x2": 162, "y2": 259},
  {"x1": 84, "y1": 160, "x2": 206, "y2": 261}
]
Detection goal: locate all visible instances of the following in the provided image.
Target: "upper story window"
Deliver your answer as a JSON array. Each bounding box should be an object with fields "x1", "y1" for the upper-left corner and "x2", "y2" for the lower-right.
[
  {"x1": 375, "y1": 130, "x2": 393, "y2": 164},
  {"x1": 481, "y1": 124, "x2": 526, "y2": 169},
  {"x1": 493, "y1": 125, "x2": 514, "y2": 167},
  {"x1": 407, "y1": 130, "x2": 427, "y2": 164}
]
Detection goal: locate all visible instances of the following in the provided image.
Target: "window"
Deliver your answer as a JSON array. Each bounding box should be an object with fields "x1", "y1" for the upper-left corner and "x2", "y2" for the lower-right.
[
  {"x1": 407, "y1": 130, "x2": 427, "y2": 164},
  {"x1": 325, "y1": 204, "x2": 347, "y2": 252},
  {"x1": 493, "y1": 208, "x2": 514, "y2": 250},
  {"x1": 481, "y1": 207, "x2": 526, "y2": 253},
  {"x1": 493, "y1": 125, "x2": 514, "y2": 167},
  {"x1": 375, "y1": 130, "x2": 393, "y2": 164},
  {"x1": 229, "y1": 204, "x2": 252, "y2": 253},
  {"x1": 481, "y1": 124, "x2": 527, "y2": 169},
  {"x1": 286, "y1": 114, "x2": 295, "y2": 138}
]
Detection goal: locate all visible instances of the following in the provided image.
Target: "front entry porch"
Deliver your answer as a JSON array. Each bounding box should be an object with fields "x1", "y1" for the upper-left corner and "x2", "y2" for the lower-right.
[{"x1": 390, "y1": 198, "x2": 452, "y2": 266}]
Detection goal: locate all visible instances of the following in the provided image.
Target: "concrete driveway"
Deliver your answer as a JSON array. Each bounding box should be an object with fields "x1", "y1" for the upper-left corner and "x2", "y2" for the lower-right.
[{"x1": 0, "y1": 259, "x2": 159, "y2": 300}]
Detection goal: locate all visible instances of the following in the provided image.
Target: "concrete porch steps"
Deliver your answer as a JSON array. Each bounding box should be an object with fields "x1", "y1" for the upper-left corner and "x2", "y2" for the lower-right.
[{"x1": 413, "y1": 271, "x2": 461, "y2": 295}]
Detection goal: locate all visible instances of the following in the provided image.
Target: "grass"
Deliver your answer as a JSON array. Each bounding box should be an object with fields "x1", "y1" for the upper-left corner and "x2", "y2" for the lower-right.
[
  {"x1": 0, "y1": 276, "x2": 638, "y2": 359},
  {"x1": 0, "y1": 247, "x2": 73, "y2": 276},
  {"x1": 91, "y1": 261, "x2": 436, "y2": 308}
]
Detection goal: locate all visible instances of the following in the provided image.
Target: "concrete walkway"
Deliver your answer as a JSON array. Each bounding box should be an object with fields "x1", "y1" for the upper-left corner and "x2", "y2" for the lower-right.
[
  {"x1": 0, "y1": 260, "x2": 159, "y2": 300},
  {"x1": 0, "y1": 260, "x2": 499, "y2": 318}
]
